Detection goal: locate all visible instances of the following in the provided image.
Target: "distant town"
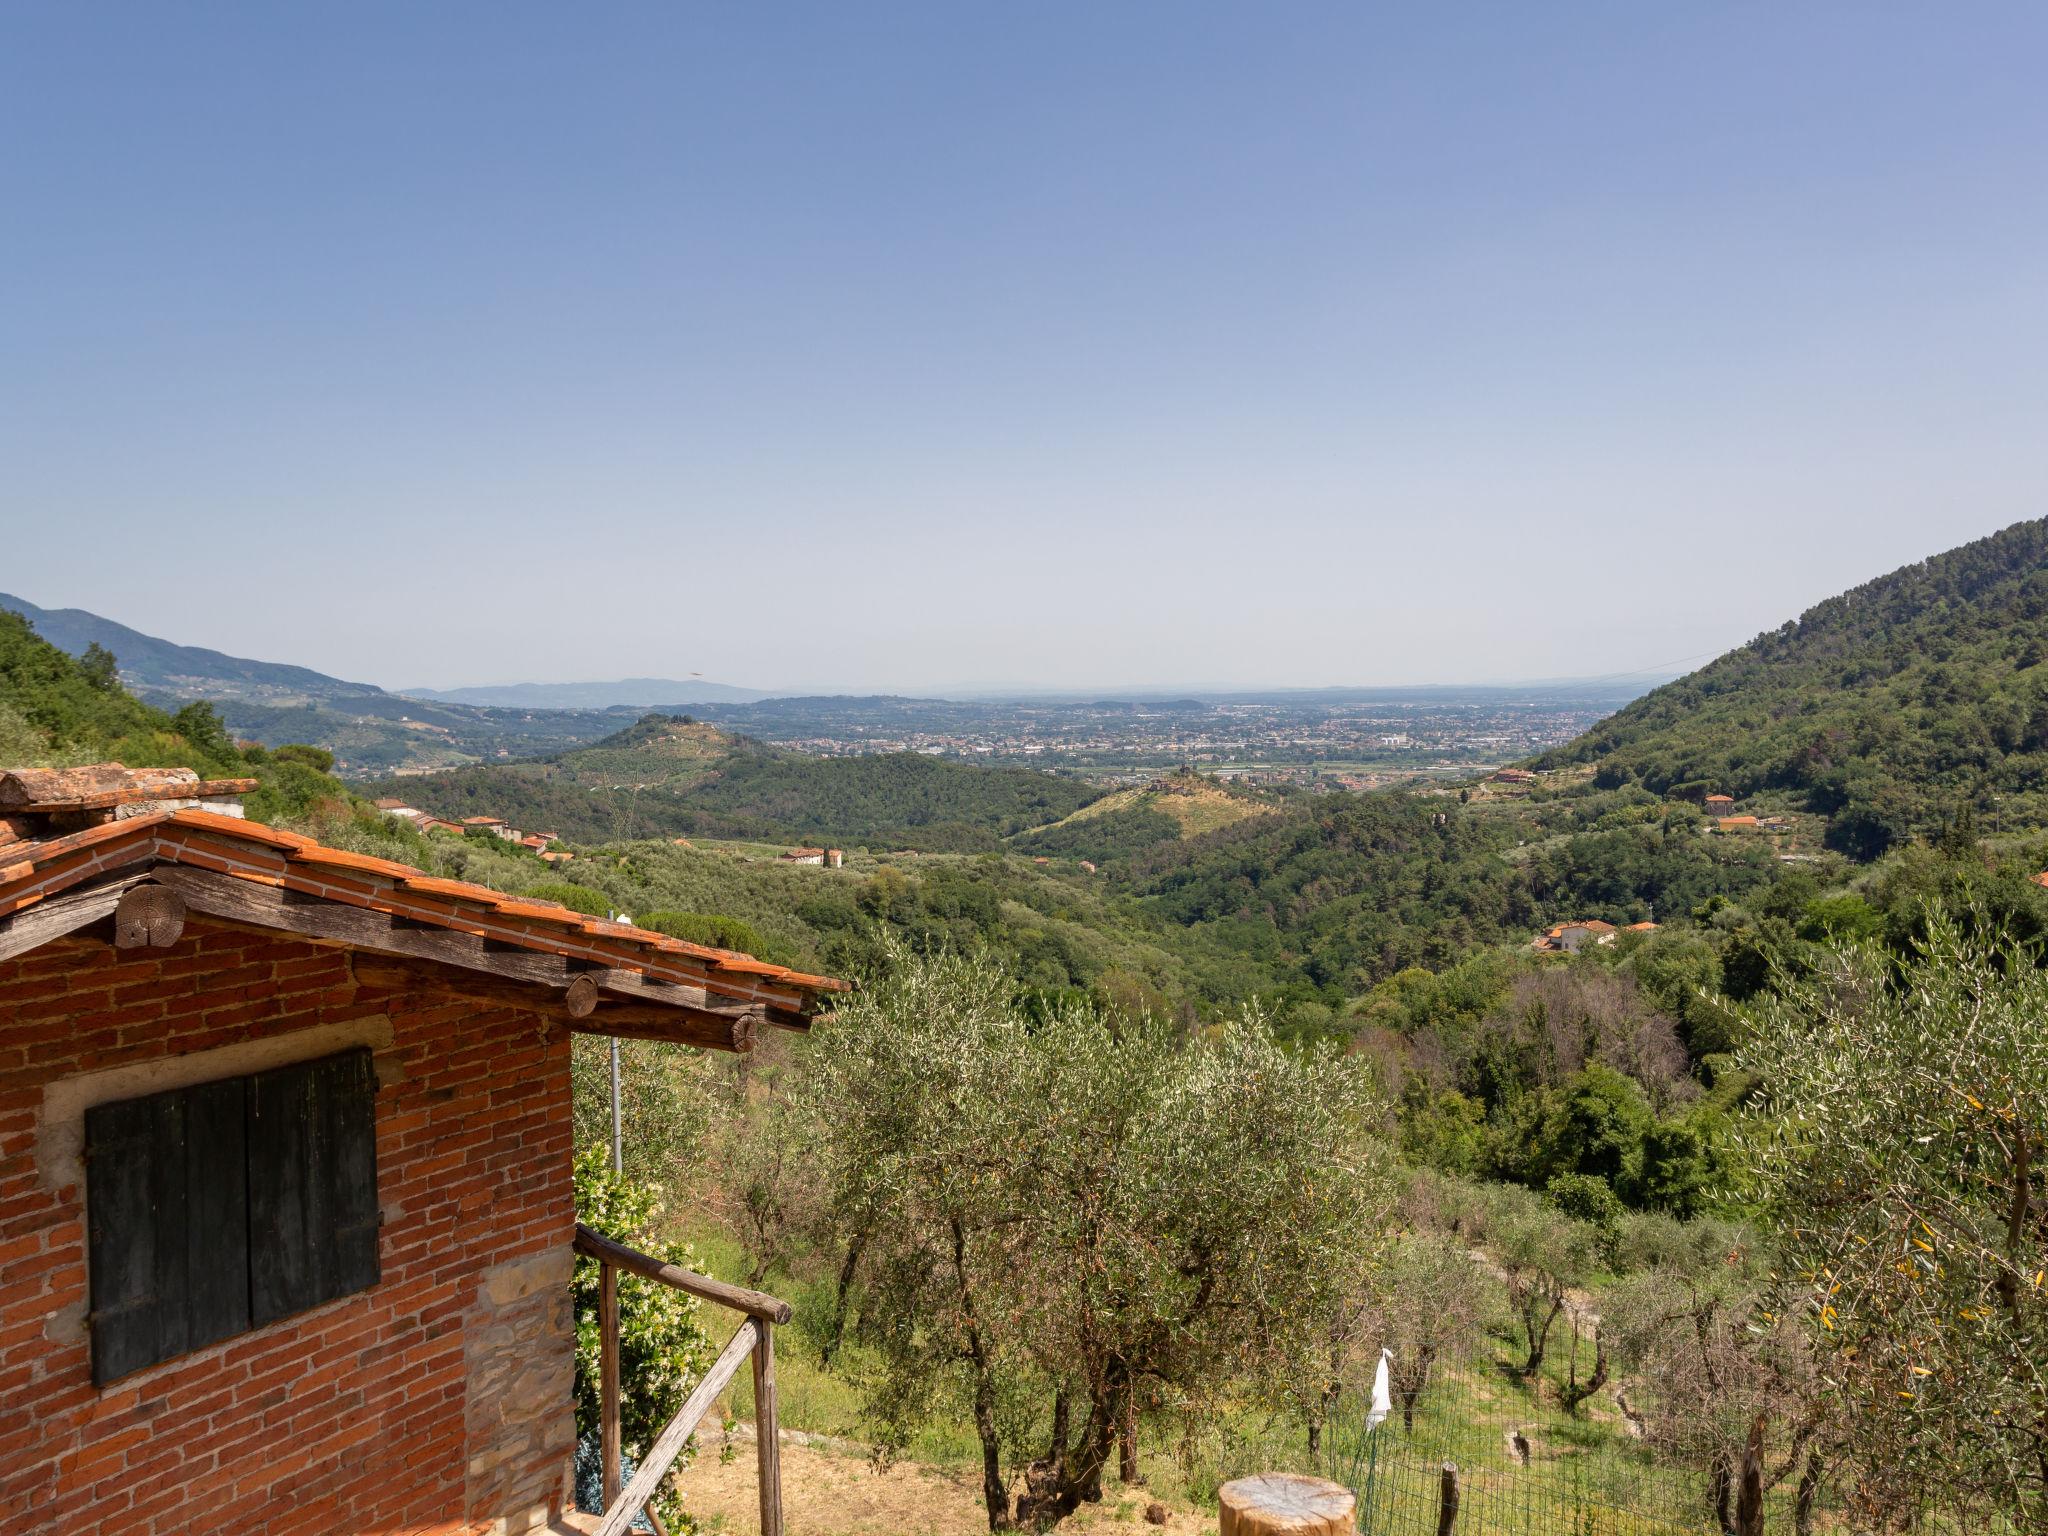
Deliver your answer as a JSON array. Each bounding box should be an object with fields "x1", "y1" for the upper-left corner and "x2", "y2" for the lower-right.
[{"x1": 677, "y1": 686, "x2": 1638, "y2": 789}]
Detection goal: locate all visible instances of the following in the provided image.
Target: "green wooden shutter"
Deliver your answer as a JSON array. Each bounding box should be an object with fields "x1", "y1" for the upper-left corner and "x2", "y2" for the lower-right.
[{"x1": 84, "y1": 1077, "x2": 250, "y2": 1385}]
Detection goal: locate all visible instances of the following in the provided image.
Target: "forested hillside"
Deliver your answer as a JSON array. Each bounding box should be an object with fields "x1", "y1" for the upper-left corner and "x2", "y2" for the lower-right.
[
  {"x1": 376, "y1": 713, "x2": 1105, "y2": 851},
  {"x1": 0, "y1": 606, "x2": 348, "y2": 825},
  {"x1": 1537, "y1": 518, "x2": 2048, "y2": 856}
]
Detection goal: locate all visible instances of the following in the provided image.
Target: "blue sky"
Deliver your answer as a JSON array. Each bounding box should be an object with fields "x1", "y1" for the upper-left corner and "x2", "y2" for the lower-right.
[{"x1": 3, "y1": 5, "x2": 2044, "y2": 693}]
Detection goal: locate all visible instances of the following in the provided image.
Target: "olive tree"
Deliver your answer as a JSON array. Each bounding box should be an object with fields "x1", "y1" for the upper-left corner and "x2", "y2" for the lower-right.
[
  {"x1": 802, "y1": 945, "x2": 1395, "y2": 1532},
  {"x1": 1603, "y1": 1217, "x2": 1825, "y2": 1534},
  {"x1": 1739, "y1": 917, "x2": 2048, "y2": 1525},
  {"x1": 1358, "y1": 1229, "x2": 1492, "y2": 1434}
]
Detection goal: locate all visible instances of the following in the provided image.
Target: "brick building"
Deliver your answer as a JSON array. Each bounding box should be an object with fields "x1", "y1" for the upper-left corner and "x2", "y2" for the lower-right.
[{"x1": 0, "y1": 765, "x2": 842, "y2": 1535}]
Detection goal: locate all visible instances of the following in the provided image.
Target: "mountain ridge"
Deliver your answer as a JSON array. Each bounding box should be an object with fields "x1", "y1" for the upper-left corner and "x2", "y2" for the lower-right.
[
  {"x1": 400, "y1": 677, "x2": 772, "y2": 708},
  {"x1": 0, "y1": 592, "x2": 383, "y2": 702}
]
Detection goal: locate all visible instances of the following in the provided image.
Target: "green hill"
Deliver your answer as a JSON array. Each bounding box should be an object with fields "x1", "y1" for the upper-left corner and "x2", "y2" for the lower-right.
[
  {"x1": 1015, "y1": 769, "x2": 1280, "y2": 863},
  {"x1": 1, "y1": 590, "x2": 382, "y2": 702},
  {"x1": 1535, "y1": 519, "x2": 2048, "y2": 857},
  {"x1": 0, "y1": 592, "x2": 673, "y2": 775},
  {"x1": 0, "y1": 606, "x2": 348, "y2": 826},
  {"x1": 371, "y1": 713, "x2": 1105, "y2": 852}
]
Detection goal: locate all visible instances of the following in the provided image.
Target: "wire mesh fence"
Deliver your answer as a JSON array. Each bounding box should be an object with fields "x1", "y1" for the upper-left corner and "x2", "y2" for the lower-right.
[{"x1": 1310, "y1": 1328, "x2": 1998, "y2": 1536}]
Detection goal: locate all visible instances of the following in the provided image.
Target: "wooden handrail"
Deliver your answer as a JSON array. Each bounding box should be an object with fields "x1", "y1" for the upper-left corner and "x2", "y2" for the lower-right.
[
  {"x1": 578, "y1": 1223, "x2": 788, "y2": 1536},
  {"x1": 593, "y1": 1318, "x2": 759, "y2": 1536},
  {"x1": 574, "y1": 1223, "x2": 793, "y2": 1323}
]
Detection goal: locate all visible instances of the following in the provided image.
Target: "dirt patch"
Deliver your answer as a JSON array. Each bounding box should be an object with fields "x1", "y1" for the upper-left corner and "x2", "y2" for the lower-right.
[{"x1": 677, "y1": 1430, "x2": 1212, "y2": 1536}]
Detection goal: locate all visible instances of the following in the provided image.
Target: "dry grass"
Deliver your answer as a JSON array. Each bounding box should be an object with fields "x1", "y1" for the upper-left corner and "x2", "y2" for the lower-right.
[
  {"x1": 1055, "y1": 776, "x2": 1275, "y2": 840},
  {"x1": 678, "y1": 1430, "x2": 1211, "y2": 1536}
]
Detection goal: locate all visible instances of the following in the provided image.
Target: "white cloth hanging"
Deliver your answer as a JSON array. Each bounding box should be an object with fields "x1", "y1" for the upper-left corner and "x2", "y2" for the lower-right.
[{"x1": 1366, "y1": 1347, "x2": 1394, "y2": 1431}]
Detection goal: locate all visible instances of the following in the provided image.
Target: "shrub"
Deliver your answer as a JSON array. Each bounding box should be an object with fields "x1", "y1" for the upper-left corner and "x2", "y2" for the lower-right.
[
  {"x1": 570, "y1": 1149, "x2": 715, "y2": 1530},
  {"x1": 525, "y1": 881, "x2": 611, "y2": 917}
]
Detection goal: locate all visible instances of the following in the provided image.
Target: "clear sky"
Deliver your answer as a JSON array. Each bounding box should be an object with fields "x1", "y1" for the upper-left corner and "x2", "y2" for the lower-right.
[{"x1": 3, "y1": 5, "x2": 2044, "y2": 694}]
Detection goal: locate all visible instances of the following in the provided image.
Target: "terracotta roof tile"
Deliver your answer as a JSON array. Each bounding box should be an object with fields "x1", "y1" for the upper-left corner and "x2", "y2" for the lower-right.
[
  {"x1": 287, "y1": 845, "x2": 424, "y2": 879},
  {"x1": 398, "y1": 874, "x2": 512, "y2": 905},
  {"x1": 488, "y1": 899, "x2": 591, "y2": 927},
  {"x1": 170, "y1": 807, "x2": 313, "y2": 849}
]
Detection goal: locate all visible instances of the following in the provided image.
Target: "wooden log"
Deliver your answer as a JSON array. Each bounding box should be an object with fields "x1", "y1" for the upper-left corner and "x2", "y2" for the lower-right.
[
  {"x1": 573, "y1": 1223, "x2": 793, "y2": 1324},
  {"x1": 600, "y1": 1261, "x2": 622, "y2": 1509},
  {"x1": 0, "y1": 867, "x2": 154, "y2": 964},
  {"x1": 565, "y1": 974, "x2": 601, "y2": 1018},
  {"x1": 113, "y1": 882, "x2": 186, "y2": 949},
  {"x1": 350, "y1": 953, "x2": 754, "y2": 1047},
  {"x1": 1435, "y1": 1462, "x2": 1460, "y2": 1536},
  {"x1": 753, "y1": 1324, "x2": 783, "y2": 1536},
  {"x1": 1217, "y1": 1473, "x2": 1355, "y2": 1536},
  {"x1": 594, "y1": 1318, "x2": 759, "y2": 1536}
]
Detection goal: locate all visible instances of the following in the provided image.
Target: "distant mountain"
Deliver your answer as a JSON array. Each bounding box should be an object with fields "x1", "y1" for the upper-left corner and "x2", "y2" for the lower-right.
[
  {"x1": 1535, "y1": 518, "x2": 2048, "y2": 857},
  {"x1": 400, "y1": 678, "x2": 772, "y2": 709},
  {"x1": 370, "y1": 712, "x2": 1104, "y2": 853},
  {"x1": 0, "y1": 592, "x2": 382, "y2": 703},
  {"x1": 0, "y1": 594, "x2": 663, "y2": 775}
]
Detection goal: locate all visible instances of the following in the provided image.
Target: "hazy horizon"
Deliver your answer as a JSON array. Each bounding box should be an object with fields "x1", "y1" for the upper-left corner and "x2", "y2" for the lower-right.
[{"x1": 6, "y1": 5, "x2": 2045, "y2": 692}]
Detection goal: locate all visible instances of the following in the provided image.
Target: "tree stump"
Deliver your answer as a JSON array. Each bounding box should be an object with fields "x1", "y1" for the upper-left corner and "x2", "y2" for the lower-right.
[{"x1": 1218, "y1": 1473, "x2": 1356, "y2": 1536}]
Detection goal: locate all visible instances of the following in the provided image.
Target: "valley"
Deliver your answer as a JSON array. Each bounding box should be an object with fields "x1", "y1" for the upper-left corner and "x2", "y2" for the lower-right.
[{"x1": 6, "y1": 520, "x2": 2048, "y2": 1534}]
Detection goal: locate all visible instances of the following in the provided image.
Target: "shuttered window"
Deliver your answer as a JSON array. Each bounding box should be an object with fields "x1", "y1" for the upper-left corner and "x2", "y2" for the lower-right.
[{"x1": 85, "y1": 1048, "x2": 380, "y2": 1385}]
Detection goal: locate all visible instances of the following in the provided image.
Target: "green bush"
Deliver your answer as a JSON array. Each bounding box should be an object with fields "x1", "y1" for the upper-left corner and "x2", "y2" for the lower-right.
[
  {"x1": 571, "y1": 1149, "x2": 715, "y2": 1530},
  {"x1": 637, "y1": 908, "x2": 793, "y2": 964},
  {"x1": 524, "y1": 881, "x2": 611, "y2": 916},
  {"x1": 270, "y1": 742, "x2": 336, "y2": 773}
]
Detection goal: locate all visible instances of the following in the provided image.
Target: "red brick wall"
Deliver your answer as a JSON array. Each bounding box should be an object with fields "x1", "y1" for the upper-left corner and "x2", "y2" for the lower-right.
[{"x1": 0, "y1": 917, "x2": 577, "y2": 1535}]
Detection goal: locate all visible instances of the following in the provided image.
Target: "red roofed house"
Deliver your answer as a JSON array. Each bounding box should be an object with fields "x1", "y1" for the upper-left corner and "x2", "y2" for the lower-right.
[
  {"x1": 1704, "y1": 794, "x2": 1735, "y2": 813},
  {"x1": 1536, "y1": 919, "x2": 1619, "y2": 953},
  {"x1": 0, "y1": 764, "x2": 843, "y2": 1536}
]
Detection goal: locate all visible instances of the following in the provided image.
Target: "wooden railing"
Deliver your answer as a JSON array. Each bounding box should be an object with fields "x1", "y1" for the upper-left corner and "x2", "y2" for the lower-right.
[{"x1": 574, "y1": 1222, "x2": 791, "y2": 1536}]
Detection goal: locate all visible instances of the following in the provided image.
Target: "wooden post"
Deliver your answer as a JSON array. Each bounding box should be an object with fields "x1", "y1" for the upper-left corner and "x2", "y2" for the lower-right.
[
  {"x1": 600, "y1": 1261, "x2": 622, "y2": 1509},
  {"x1": 753, "y1": 1323, "x2": 783, "y2": 1536},
  {"x1": 1436, "y1": 1461, "x2": 1461, "y2": 1536},
  {"x1": 1218, "y1": 1474, "x2": 1354, "y2": 1536}
]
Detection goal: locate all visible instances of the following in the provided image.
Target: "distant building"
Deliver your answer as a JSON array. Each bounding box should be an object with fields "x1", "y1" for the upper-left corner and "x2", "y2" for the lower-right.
[
  {"x1": 1079, "y1": 860, "x2": 1098, "y2": 874},
  {"x1": 825, "y1": 849, "x2": 843, "y2": 868},
  {"x1": 1625, "y1": 921, "x2": 1659, "y2": 933},
  {"x1": 1716, "y1": 815, "x2": 1762, "y2": 833},
  {"x1": 462, "y1": 815, "x2": 520, "y2": 842},
  {"x1": 777, "y1": 847, "x2": 826, "y2": 866},
  {"x1": 1536, "y1": 919, "x2": 1618, "y2": 953},
  {"x1": 372, "y1": 798, "x2": 426, "y2": 826},
  {"x1": 1491, "y1": 769, "x2": 1538, "y2": 784},
  {"x1": 1704, "y1": 794, "x2": 1736, "y2": 812}
]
